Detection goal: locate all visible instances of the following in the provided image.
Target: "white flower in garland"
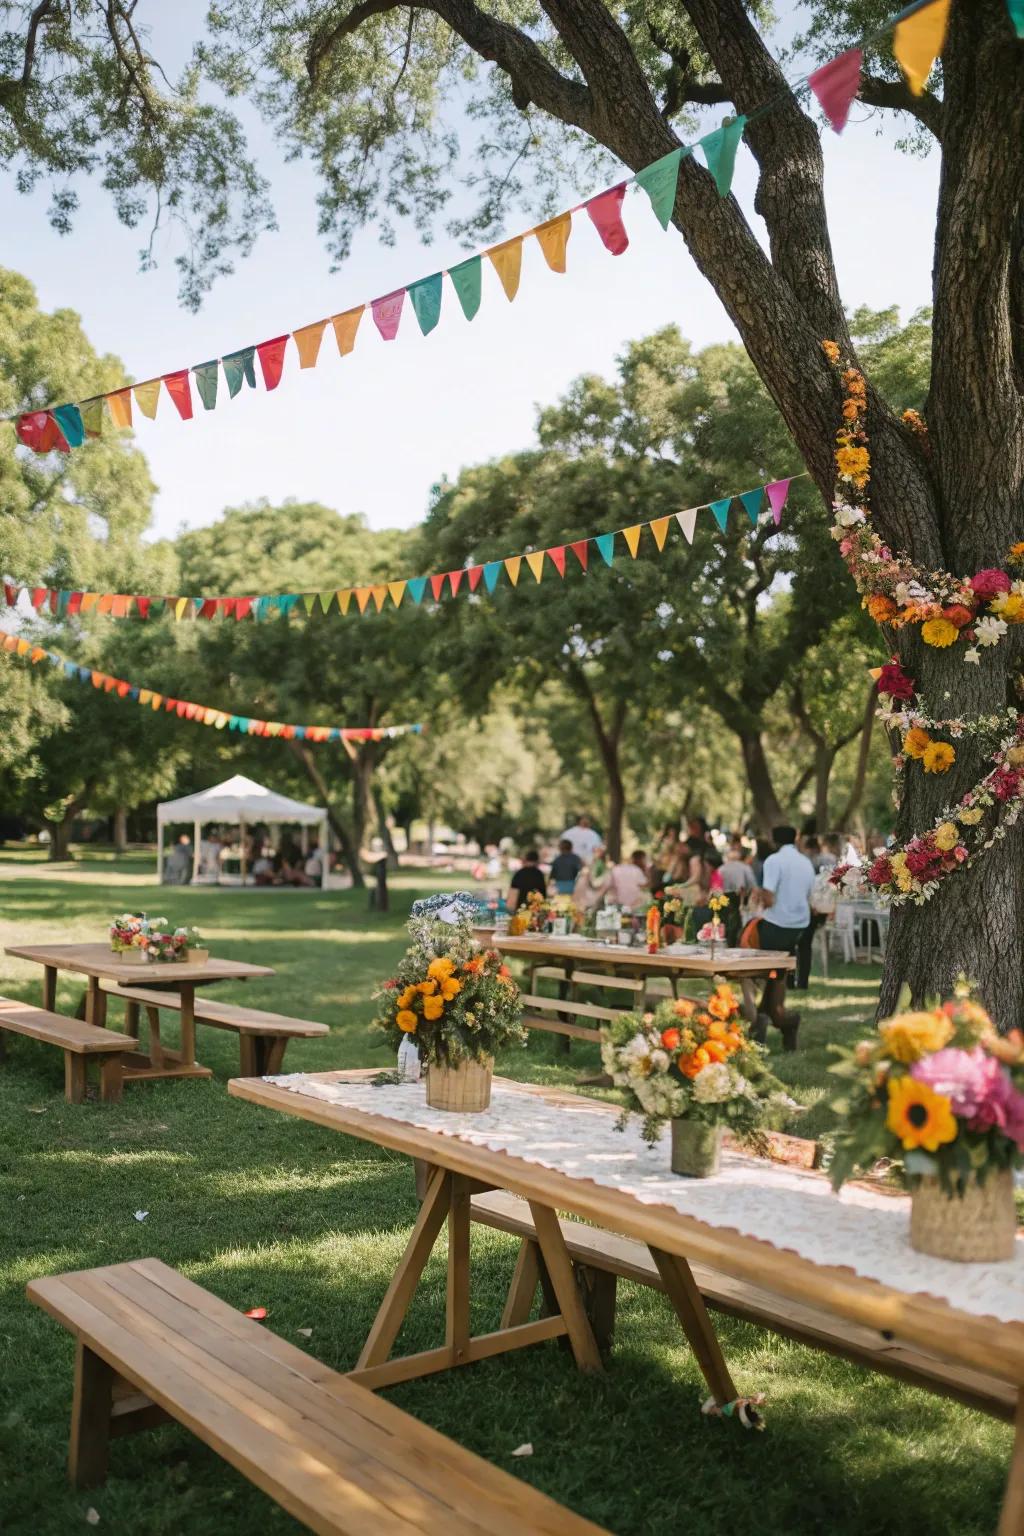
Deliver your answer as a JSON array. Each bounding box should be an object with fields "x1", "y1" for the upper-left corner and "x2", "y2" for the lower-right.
[
  {"x1": 833, "y1": 503, "x2": 865, "y2": 528},
  {"x1": 964, "y1": 647, "x2": 981, "y2": 665},
  {"x1": 976, "y1": 615, "x2": 1009, "y2": 647},
  {"x1": 692, "y1": 1062, "x2": 734, "y2": 1104}
]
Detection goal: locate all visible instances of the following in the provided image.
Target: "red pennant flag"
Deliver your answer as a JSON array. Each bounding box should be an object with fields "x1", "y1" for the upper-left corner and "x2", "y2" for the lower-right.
[
  {"x1": 184, "y1": 703, "x2": 199, "y2": 720},
  {"x1": 256, "y1": 335, "x2": 289, "y2": 391},
  {"x1": 16, "y1": 411, "x2": 69, "y2": 454},
  {"x1": 809, "y1": 48, "x2": 862, "y2": 134},
  {"x1": 2, "y1": 582, "x2": 16, "y2": 607},
  {"x1": 66, "y1": 591, "x2": 82, "y2": 614},
  {"x1": 176, "y1": 701, "x2": 188, "y2": 717},
  {"x1": 30, "y1": 589, "x2": 47, "y2": 610},
  {"x1": 282, "y1": 724, "x2": 296, "y2": 740},
  {"x1": 48, "y1": 590, "x2": 60, "y2": 614},
  {"x1": 547, "y1": 546, "x2": 567, "y2": 577},
  {"x1": 586, "y1": 184, "x2": 629, "y2": 256},
  {"x1": 198, "y1": 598, "x2": 218, "y2": 620},
  {"x1": 218, "y1": 598, "x2": 236, "y2": 618},
  {"x1": 116, "y1": 681, "x2": 130, "y2": 699},
  {"x1": 136, "y1": 597, "x2": 150, "y2": 619},
  {"x1": 467, "y1": 566, "x2": 484, "y2": 593},
  {"x1": 429, "y1": 573, "x2": 446, "y2": 601},
  {"x1": 235, "y1": 597, "x2": 253, "y2": 621},
  {"x1": 163, "y1": 371, "x2": 194, "y2": 421},
  {"x1": 448, "y1": 570, "x2": 465, "y2": 597}
]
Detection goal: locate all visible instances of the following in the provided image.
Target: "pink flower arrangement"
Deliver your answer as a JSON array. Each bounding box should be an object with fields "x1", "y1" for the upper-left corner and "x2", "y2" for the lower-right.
[
  {"x1": 968, "y1": 568, "x2": 1013, "y2": 601},
  {"x1": 912, "y1": 1047, "x2": 1024, "y2": 1148},
  {"x1": 876, "y1": 660, "x2": 916, "y2": 701}
]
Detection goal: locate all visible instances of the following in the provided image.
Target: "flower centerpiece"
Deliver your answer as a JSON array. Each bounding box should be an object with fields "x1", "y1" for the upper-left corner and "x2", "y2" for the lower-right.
[
  {"x1": 646, "y1": 885, "x2": 690, "y2": 946},
  {"x1": 600, "y1": 984, "x2": 785, "y2": 1176},
  {"x1": 508, "y1": 889, "x2": 580, "y2": 937},
  {"x1": 375, "y1": 913, "x2": 526, "y2": 1111},
  {"x1": 696, "y1": 895, "x2": 730, "y2": 957},
  {"x1": 109, "y1": 913, "x2": 184, "y2": 962},
  {"x1": 176, "y1": 926, "x2": 208, "y2": 964},
  {"x1": 828, "y1": 985, "x2": 1024, "y2": 1261}
]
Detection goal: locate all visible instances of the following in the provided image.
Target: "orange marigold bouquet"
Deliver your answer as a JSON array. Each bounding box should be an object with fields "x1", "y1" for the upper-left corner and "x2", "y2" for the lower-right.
[{"x1": 600, "y1": 983, "x2": 784, "y2": 1144}]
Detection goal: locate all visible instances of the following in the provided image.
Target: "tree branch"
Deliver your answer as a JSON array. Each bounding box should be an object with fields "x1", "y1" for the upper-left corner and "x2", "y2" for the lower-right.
[
  {"x1": 859, "y1": 73, "x2": 943, "y2": 141},
  {"x1": 21, "y1": 0, "x2": 56, "y2": 87}
]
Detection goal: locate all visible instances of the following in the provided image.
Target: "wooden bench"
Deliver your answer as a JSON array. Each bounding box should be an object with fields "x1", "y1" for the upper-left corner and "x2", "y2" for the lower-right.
[
  {"x1": 28, "y1": 1259, "x2": 607, "y2": 1535},
  {"x1": 470, "y1": 1188, "x2": 1016, "y2": 1424},
  {"x1": 0, "y1": 997, "x2": 137, "y2": 1104},
  {"x1": 522, "y1": 971, "x2": 704, "y2": 1045},
  {"x1": 103, "y1": 985, "x2": 328, "y2": 1076}
]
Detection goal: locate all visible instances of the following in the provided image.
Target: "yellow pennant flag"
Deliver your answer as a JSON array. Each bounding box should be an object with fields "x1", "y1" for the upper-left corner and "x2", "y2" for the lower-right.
[
  {"x1": 337, "y1": 589, "x2": 353, "y2": 615},
  {"x1": 488, "y1": 238, "x2": 523, "y2": 302},
  {"x1": 649, "y1": 516, "x2": 671, "y2": 552},
  {"x1": 332, "y1": 307, "x2": 364, "y2": 357},
  {"x1": 150, "y1": 693, "x2": 163, "y2": 710},
  {"x1": 371, "y1": 584, "x2": 388, "y2": 612},
  {"x1": 215, "y1": 713, "x2": 229, "y2": 730},
  {"x1": 354, "y1": 587, "x2": 372, "y2": 614},
  {"x1": 174, "y1": 597, "x2": 190, "y2": 621},
  {"x1": 504, "y1": 555, "x2": 522, "y2": 586},
  {"x1": 79, "y1": 397, "x2": 107, "y2": 438},
  {"x1": 203, "y1": 707, "x2": 218, "y2": 725},
  {"x1": 534, "y1": 214, "x2": 571, "y2": 273},
  {"x1": 133, "y1": 380, "x2": 161, "y2": 420},
  {"x1": 139, "y1": 689, "x2": 152, "y2": 705},
  {"x1": 106, "y1": 390, "x2": 133, "y2": 429},
  {"x1": 623, "y1": 525, "x2": 643, "y2": 558},
  {"x1": 893, "y1": 0, "x2": 950, "y2": 94},
  {"x1": 388, "y1": 581, "x2": 407, "y2": 608},
  {"x1": 293, "y1": 320, "x2": 327, "y2": 369},
  {"x1": 16, "y1": 638, "x2": 30, "y2": 655},
  {"x1": 526, "y1": 550, "x2": 546, "y2": 583}
]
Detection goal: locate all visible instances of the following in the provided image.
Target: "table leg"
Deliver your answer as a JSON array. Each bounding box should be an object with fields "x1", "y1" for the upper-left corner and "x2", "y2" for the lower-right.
[
  {"x1": 146, "y1": 1007, "x2": 165, "y2": 1070},
  {"x1": 527, "y1": 1201, "x2": 602, "y2": 1374},
  {"x1": 500, "y1": 1239, "x2": 541, "y2": 1328},
  {"x1": 446, "y1": 1175, "x2": 472, "y2": 1363},
  {"x1": 649, "y1": 1247, "x2": 737, "y2": 1408},
  {"x1": 84, "y1": 979, "x2": 106, "y2": 1028},
  {"x1": 179, "y1": 985, "x2": 196, "y2": 1067},
  {"x1": 43, "y1": 965, "x2": 57, "y2": 1013},
  {"x1": 998, "y1": 1395, "x2": 1024, "y2": 1536},
  {"x1": 355, "y1": 1167, "x2": 451, "y2": 1370}
]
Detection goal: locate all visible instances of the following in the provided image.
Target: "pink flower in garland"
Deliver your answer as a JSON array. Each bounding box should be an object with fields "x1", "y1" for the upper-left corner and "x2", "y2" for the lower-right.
[
  {"x1": 991, "y1": 766, "x2": 1023, "y2": 802},
  {"x1": 968, "y1": 569, "x2": 1012, "y2": 602},
  {"x1": 877, "y1": 661, "x2": 916, "y2": 701}
]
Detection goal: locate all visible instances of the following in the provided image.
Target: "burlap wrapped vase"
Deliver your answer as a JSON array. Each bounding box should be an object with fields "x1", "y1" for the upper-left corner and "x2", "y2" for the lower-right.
[
  {"x1": 425, "y1": 1056, "x2": 494, "y2": 1112},
  {"x1": 909, "y1": 1169, "x2": 1017, "y2": 1262}
]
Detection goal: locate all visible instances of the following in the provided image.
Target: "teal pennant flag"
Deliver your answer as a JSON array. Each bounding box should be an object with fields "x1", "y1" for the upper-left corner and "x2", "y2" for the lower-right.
[
  {"x1": 406, "y1": 577, "x2": 428, "y2": 605},
  {"x1": 53, "y1": 404, "x2": 85, "y2": 447},
  {"x1": 1008, "y1": 0, "x2": 1024, "y2": 36},
  {"x1": 634, "y1": 147, "x2": 688, "y2": 229},
  {"x1": 449, "y1": 257, "x2": 482, "y2": 322},
  {"x1": 595, "y1": 533, "x2": 616, "y2": 566},
  {"x1": 483, "y1": 561, "x2": 502, "y2": 594},
  {"x1": 409, "y1": 273, "x2": 443, "y2": 336},
  {"x1": 222, "y1": 346, "x2": 256, "y2": 399},
  {"x1": 699, "y1": 116, "x2": 747, "y2": 197},
  {"x1": 193, "y1": 361, "x2": 219, "y2": 411},
  {"x1": 739, "y1": 488, "x2": 763, "y2": 525},
  {"x1": 709, "y1": 497, "x2": 732, "y2": 532}
]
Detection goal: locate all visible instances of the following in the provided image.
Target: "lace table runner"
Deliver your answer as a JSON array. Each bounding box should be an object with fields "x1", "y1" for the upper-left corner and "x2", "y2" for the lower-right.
[{"x1": 266, "y1": 1074, "x2": 1024, "y2": 1326}]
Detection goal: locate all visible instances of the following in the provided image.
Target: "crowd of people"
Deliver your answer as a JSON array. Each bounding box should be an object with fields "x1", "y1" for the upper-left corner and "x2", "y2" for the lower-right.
[{"x1": 162, "y1": 826, "x2": 330, "y2": 887}]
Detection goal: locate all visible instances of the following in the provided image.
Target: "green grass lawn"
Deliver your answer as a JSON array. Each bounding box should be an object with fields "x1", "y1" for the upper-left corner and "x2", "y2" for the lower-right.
[{"x1": 0, "y1": 856, "x2": 1012, "y2": 1535}]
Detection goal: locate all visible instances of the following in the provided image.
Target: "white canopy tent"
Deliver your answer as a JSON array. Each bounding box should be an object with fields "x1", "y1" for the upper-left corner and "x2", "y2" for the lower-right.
[{"x1": 156, "y1": 774, "x2": 329, "y2": 888}]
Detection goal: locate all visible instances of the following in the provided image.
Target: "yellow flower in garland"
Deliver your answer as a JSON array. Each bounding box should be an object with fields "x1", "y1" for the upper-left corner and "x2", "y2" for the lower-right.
[
  {"x1": 396, "y1": 1009, "x2": 418, "y2": 1033},
  {"x1": 886, "y1": 1075, "x2": 958, "y2": 1152},
  {"x1": 836, "y1": 445, "x2": 870, "y2": 479},
  {"x1": 440, "y1": 975, "x2": 463, "y2": 1001},
  {"x1": 958, "y1": 805, "x2": 983, "y2": 825},
  {"x1": 903, "y1": 726, "x2": 931, "y2": 759},
  {"x1": 933, "y1": 822, "x2": 959, "y2": 852},
  {"x1": 427, "y1": 956, "x2": 455, "y2": 980},
  {"x1": 923, "y1": 741, "x2": 956, "y2": 774},
  {"x1": 921, "y1": 616, "x2": 959, "y2": 648},
  {"x1": 422, "y1": 994, "x2": 445, "y2": 1021},
  {"x1": 992, "y1": 592, "x2": 1024, "y2": 623},
  {"x1": 880, "y1": 1009, "x2": 954, "y2": 1064}
]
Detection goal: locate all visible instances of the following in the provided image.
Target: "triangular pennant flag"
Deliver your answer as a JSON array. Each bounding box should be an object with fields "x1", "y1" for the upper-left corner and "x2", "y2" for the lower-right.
[
  {"x1": 894, "y1": 0, "x2": 950, "y2": 95},
  {"x1": 257, "y1": 335, "x2": 289, "y2": 391},
  {"x1": 371, "y1": 584, "x2": 389, "y2": 612},
  {"x1": 698, "y1": 116, "x2": 747, "y2": 197},
  {"x1": 136, "y1": 596, "x2": 150, "y2": 619},
  {"x1": 709, "y1": 497, "x2": 731, "y2": 532},
  {"x1": 406, "y1": 577, "x2": 428, "y2": 605},
  {"x1": 740, "y1": 488, "x2": 763, "y2": 525},
  {"x1": 765, "y1": 478, "x2": 792, "y2": 526},
  {"x1": 570, "y1": 539, "x2": 589, "y2": 571},
  {"x1": 222, "y1": 346, "x2": 257, "y2": 398},
  {"x1": 52, "y1": 404, "x2": 85, "y2": 448},
  {"x1": 301, "y1": 593, "x2": 317, "y2": 615},
  {"x1": 429, "y1": 573, "x2": 446, "y2": 602},
  {"x1": 1008, "y1": 0, "x2": 1024, "y2": 38},
  {"x1": 504, "y1": 555, "x2": 522, "y2": 586},
  {"x1": 586, "y1": 184, "x2": 629, "y2": 255},
  {"x1": 676, "y1": 507, "x2": 698, "y2": 543},
  {"x1": 534, "y1": 213, "x2": 571, "y2": 273},
  {"x1": 448, "y1": 569, "x2": 465, "y2": 597},
  {"x1": 467, "y1": 566, "x2": 484, "y2": 593},
  {"x1": 483, "y1": 561, "x2": 502, "y2": 594},
  {"x1": 354, "y1": 587, "x2": 372, "y2": 614},
  {"x1": 623, "y1": 524, "x2": 643, "y2": 557},
  {"x1": 110, "y1": 595, "x2": 129, "y2": 618},
  {"x1": 234, "y1": 597, "x2": 252, "y2": 621},
  {"x1": 163, "y1": 371, "x2": 194, "y2": 421},
  {"x1": 449, "y1": 257, "x2": 482, "y2": 321},
  {"x1": 133, "y1": 380, "x2": 160, "y2": 419},
  {"x1": 488, "y1": 239, "x2": 523, "y2": 302},
  {"x1": 106, "y1": 389, "x2": 133, "y2": 428},
  {"x1": 16, "y1": 411, "x2": 69, "y2": 453},
  {"x1": 634, "y1": 147, "x2": 686, "y2": 229},
  {"x1": 409, "y1": 273, "x2": 443, "y2": 336},
  {"x1": 193, "y1": 361, "x2": 219, "y2": 411},
  {"x1": 337, "y1": 590, "x2": 353, "y2": 615},
  {"x1": 526, "y1": 550, "x2": 546, "y2": 583},
  {"x1": 809, "y1": 48, "x2": 862, "y2": 133},
  {"x1": 547, "y1": 545, "x2": 567, "y2": 577},
  {"x1": 99, "y1": 593, "x2": 116, "y2": 614},
  {"x1": 293, "y1": 320, "x2": 327, "y2": 369},
  {"x1": 372, "y1": 290, "x2": 405, "y2": 341},
  {"x1": 30, "y1": 588, "x2": 47, "y2": 610},
  {"x1": 80, "y1": 593, "x2": 99, "y2": 613},
  {"x1": 317, "y1": 590, "x2": 335, "y2": 615},
  {"x1": 387, "y1": 580, "x2": 407, "y2": 607},
  {"x1": 595, "y1": 533, "x2": 615, "y2": 566},
  {"x1": 332, "y1": 306, "x2": 364, "y2": 356},
  {"x1": 649, "y1": 516, "x2": 670, "y2": 552},
  {"x1": 174, "y1": 597, "x2": 190, "y2": 620},
  {"x1": 79, "y1": 397, "x2": 107, "y2": 438}
]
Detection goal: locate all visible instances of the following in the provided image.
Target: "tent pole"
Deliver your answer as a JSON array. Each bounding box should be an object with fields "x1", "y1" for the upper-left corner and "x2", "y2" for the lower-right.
[
  {"x1": 193, "y1": 821, "x2": 201, "y2": 883},
  {"x1": 321, "y1": 817, "x2": 328, "y2": 889},
  {"x1": 240, "y1": 816, "x2": 247, "y2": 887},
  {"x1": 157, "y1": 821, "x2": 164, "y2": 884}
]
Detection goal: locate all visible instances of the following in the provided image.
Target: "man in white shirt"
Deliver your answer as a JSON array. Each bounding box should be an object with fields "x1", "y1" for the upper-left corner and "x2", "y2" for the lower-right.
[
  {"x1": 559, "y1": 815, "x2": 603, "y2": 863},
  {"x1": 756, "y1": 826, "x2": 815, "y2": 1050}
]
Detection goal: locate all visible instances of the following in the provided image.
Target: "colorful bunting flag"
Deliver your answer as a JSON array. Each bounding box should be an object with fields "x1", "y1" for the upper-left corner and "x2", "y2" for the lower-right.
[
  {"x1": 893, "y1": 0, "x2": 950, "y2": 95},
  {"x1": 107, "y1": 390, "x2": 133, "y2": 429},
  {"x1": 809, "y1": 48, "x2": 863, "y2": 133},
  {"x1": 222, "y1": 346, "x2": 257, "y2": 398},
  {"x1": 409, "y1": 274, "x2": 443, "y2": 336},
  {"x1": 257, "y1": 336, "x2": 289, "y2": 391},
  {"x1": 53, "y1": 405, "x2": 85, "y2": 448},
  {"x1": 193, "y1": 361, "x2": 219, "y2": 412},
  {"x1": 372, "y1": 290, "x2": 405, "y2": 341},
  {"x1": 570, "y1": 540, "x2": 589, "y2": 571},
  {"x1": 526, "y1": 550, "x2": 546, "y2": 583},
  {"x1": 294, "y1": 320, "x2": 327, "y2": 369},
  {"x1": 765, "y1": 478, "x2": 793, "y2": 526},
  {"x1": 1008, "y1": 0, "x2": 1024, "y2": 38},
  {"x1": 488, "y1": 239, "x2": 523, "y2": 303},
  {"x1": 709, "y1": 497, "x2": 731, "y2": 532},
  {"x1": 163, "y1": 371, "x2": 194, "y2": 421},
  {"x1": 595, "y1": 533, "x2": 616, "y2": 566},
  {"x1": 649, "y1": 516, "x2": 671, "y2": 552},
  {"x1": 449, "y1": 258, "x2": 482, "y2": 321},
  {"x1": 548, "y1": 546, "x2": 567, "y2": 577},
  {"x1": 133, "y1": 380, "x2": 160, "y2": 420},
  {"x1": 622, "y1": 525, "x2": 643, "y2": 557},
  {"x1": 407, "y1": 576, "x2": 428, "y2": 605},
  {"x1": 634, "y1": 147, "x2": 686, "y2": 229},
  {"x1": 739, "y1": 488, "x2": 763, "y2": 525},
  {"x1": 699, "y1": 116, "x2": 747, "y2": 197},
  {"x1": 333, "y1": 307, "x2": 364, "y2": 356},
  {"x1": 534, "y1": 214, "x2": 572, "y2": 273},
  {"x1": 586, "y1": 185, "x2": 629, "y2": 255},
  {"x1": 504, "y1": 555, "x2": 522, "y2": 586},
  {"x1": 483, "y1": 561, "x2": 502, "y2": 593}
]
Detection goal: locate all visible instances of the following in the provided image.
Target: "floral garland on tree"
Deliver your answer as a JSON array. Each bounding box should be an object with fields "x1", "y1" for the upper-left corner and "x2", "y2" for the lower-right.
[{"x1": 823, "y1": 341, "x2": 1024, "y2": 907}]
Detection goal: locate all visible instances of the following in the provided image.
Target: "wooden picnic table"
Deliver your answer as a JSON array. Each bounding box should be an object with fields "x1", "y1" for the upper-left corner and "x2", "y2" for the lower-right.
[
  {"x1": 5, "y1": 942, "x2": 274, "y2": 1084},
  {"x1": 228, "y1": 1069, "x2": 1024, "y2": 1534}
]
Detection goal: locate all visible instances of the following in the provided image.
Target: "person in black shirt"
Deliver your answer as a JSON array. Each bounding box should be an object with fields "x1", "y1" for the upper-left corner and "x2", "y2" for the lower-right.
[
  {"x1": 507, "y1": 850, "x2": 547, "y2": 912},
  {"x1": 549, "y1": 839, "x2": 584, "y2": 894}
]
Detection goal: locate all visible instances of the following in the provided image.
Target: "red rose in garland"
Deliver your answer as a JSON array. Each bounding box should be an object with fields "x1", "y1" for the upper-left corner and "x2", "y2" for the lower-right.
[
  {"x1": 968, "y1": 569, "x2": 1012, "y2": 602},
  {"x1": 877, "y1": 661, "x2": 916, "y2": 701}
]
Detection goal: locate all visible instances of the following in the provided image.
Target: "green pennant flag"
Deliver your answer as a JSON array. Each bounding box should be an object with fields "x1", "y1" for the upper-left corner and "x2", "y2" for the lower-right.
[
  {"x1": 302, "y1": 593, "x2": 317, "y2": 615},
  {"x1": 409, "y1": 273, "x2": 443, "y2": 336},
  {"x1": 222, "y1": 346, "x2": 256, "y2": 399},
  {"x1": 193, "y1": 360, "x2": 219, "y2": 411},
  {"x1": 449, "y1": 257, "x2": 482, "y2": 322},
  {"x1": 698, "y1": 116, "x2": 747, "y2": 197},
  {"x1": 634, "y1": 147, "x2": 687, "y2": 229},
  {"x1": 739, "y1": 488, "x2": 763, "y2": 525},
  {"x1": 149, "y1": 598, "x2": 166, "y2": 618},
  {"x1": 317, "y1": 591, "x2": 335, "y2": 616}
]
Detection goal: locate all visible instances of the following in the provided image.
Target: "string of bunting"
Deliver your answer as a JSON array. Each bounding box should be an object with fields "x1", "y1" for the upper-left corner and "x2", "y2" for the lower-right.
[
  {"x1": 4, "y1": 0, "x2": 989, "y2": 456},
  {"x1": 0, "y1": 473, "x2": 803, "y2": 622},
  {"x1": 0, "y1": 627, "x2": 424, "y2": 745}
]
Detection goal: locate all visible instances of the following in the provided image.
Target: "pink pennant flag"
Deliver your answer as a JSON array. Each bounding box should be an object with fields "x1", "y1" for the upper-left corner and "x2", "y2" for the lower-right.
[
  {"x1": 765, "y1": 478, "x2": 792, "y2": 526},
  {"x1": 256, "y1": 335, "x2": 289, "y2": 390},
  {"x1": 586, "y1": 184, "x2": 629, "y2": 256},
  {"x1": 808, "y1": 48, "x2": 862, "y2": 134},
  {"x1": 372, "y1": 290, "x2": 406, "y2": 342}
]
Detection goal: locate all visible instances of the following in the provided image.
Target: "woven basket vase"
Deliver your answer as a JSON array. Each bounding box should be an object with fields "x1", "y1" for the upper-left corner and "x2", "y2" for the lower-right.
[
  {"x1": 425, "y1": 1056, "x2": 494, "y2": 1113},
  {"x1": 910, "y1": 1170, "x2": 1017, "y2": 1262}
]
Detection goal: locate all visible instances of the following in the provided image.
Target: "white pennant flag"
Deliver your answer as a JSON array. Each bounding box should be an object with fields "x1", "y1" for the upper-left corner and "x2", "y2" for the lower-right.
[{"x1": 676, "y1": 507, "x2": 698, "y2": 543}]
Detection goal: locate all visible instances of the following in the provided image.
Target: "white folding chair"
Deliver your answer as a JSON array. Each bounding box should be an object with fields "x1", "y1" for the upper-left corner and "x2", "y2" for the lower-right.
[{"x1": 830, "y1": 905, "x2": 857, "y2": 963}]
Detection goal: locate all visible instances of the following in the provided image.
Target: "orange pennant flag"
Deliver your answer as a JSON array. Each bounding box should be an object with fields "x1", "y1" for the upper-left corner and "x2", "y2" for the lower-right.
[
  {"x1": 293, "y1": 320, "x2": 328, "y2": 369},
  {"x1": 526, "y1": 550, "x2": 546, "y2": 583},
  {"x1": 80, "y1": 593, "x2": 99, "y2": 613},
  {"x1": 110, "y1": 594, "x2": 128, "y2": 618},
  {"x1": 332, "y1": 307, "x2": 364, "y2": 357},
  {"x1": 504, "y1": 555, "x2": 522, "y2": 586},
  {"x1": 354, "y1": 587, "x2": 372, "y2": 614},
  {"x1": 534, "y1": 214, "x2": 571, "y2": 273},
  {"x1": 388, "y1": 581, "x2": 407, "y2": 608},
  {"x1": 15, "y1": 638, "x2": 30, "y2": 656},
  {"x1": 371, "y1": 584, "x2": 388, "y2": 612},
  {"x1": 337, "y1": 589, "x2": 353, "y2": 615},
  {"x1": 97, "y1": 593, "x2": 114, "y2": 614},
  {"x1": 649, "y1": 516, "x2": 670, "y2": 552},
  {"x1": 150, "y1": 693, "x2": 163, "y2": 709},
  {"x1": 133, "y1": 380, "x2": 160, "y2": 420},
  {"x1": 623, "y1": 525, "x2": 643, "y2": 558},
  {"x1": 30, "y1": 646, "x2": 46, "y2": 663},
  {"x1": 107, "y1": 389, "x2": 133, "y2": 429},
  {"x1": 488, "y1": 238, "x2": 523, "y2": 302},
  {"x1": 893, "y1": 0, "x2": 950, "y2": 94}
]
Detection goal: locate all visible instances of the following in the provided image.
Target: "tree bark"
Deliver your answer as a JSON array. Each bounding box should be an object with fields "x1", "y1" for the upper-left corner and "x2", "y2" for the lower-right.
[
  {"x1": 567, "y1": 667, "x2": 627, "y2": 859},
  {"x1": 289, "y1": 742, "x2": 365, "y2": 888},
  {"x1": 48, "y1": 787, "x2": 91, "y2": 861},
  {"x1": 738, "y1": 731, "x2": 784, "y2": 835},
  {"x1": 112, "y1": 806, "x2": 128, "y2": 853}
]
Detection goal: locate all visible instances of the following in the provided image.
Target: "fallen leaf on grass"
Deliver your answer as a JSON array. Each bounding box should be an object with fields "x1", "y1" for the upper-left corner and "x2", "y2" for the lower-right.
[
  {"x1": 244, "y1": 1307, "x2": 268, "y2": 1321},
  {"x1": 510, "y1": 1444, "x2": 533, "y2": 1458},
  {"x1": 296, "y1": 1327, "x2": 313, "y2": 1338},
  {"x1": 133, "y1": 1211, "x2": 148, "y2": 1222},
  {"x1": 27, "y1": 1106, "x2": 47, "y2": 1115},
  {"x1": 85, "y1": 1509, "x2": 100, "y2": 1525}
]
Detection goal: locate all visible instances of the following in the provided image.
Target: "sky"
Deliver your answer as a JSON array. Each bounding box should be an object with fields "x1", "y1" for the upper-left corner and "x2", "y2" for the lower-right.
[{"x1": 2, "y1": 3, "x2": 940, "y2": 545}]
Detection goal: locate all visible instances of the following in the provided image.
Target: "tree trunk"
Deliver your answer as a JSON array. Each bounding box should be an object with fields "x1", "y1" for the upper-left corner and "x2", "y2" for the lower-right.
[
  {"x1": 289, "y1": 742, "x2": 365, "y2": 888},
  {"x1": 739, "y1": 731, "x2": 784, "y2": 835},
  {"x1": 813, "y1": 746, "x2": 834, "y2": 837},
  {"x1": 834, "y1": 688, "x2": 877, "y2": 831},
  {"x1": 112, "y1": 806, "x2": 128, "y2": 853},
  {"x1": 351, "y1": 745, "x2": 376, "y2": 857},
  {"x1": 374, "y1": 790, "x2": 401, "y2": 870},
  {"x1": 567, "y1": 668, "x2": 627, "y2": 859},
  {"x1": 49, "y1": 816, "x2": 74, "y2": 861}
]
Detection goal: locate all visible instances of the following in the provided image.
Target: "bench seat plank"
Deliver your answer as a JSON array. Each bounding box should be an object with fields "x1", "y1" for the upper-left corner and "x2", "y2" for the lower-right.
[
  {"x1": 105, "y1": 985, "x2": 328, "y2": 1037},
  {"x1": 29, "y1": 1259, "x2": 605, "y2": 1536},
  {"x1": 471, "y1": 1189, "x2": 1016, "y2": 1423},
  {"x1": 0, "y1": 998, "x2": 134, "y2": 1053}
]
